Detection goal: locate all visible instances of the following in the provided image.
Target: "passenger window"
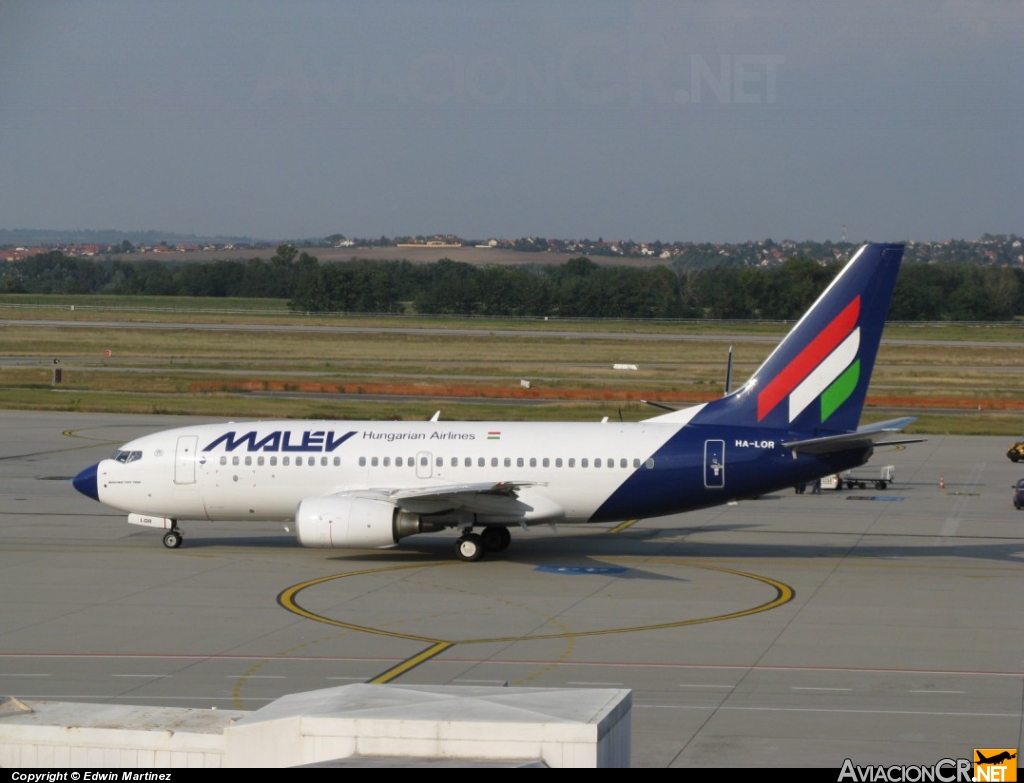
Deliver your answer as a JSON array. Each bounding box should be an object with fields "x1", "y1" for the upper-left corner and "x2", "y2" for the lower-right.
[
  {"x1": 296, "y1": 457, "x2": 303, "y2": 466},
  {"x1": 334, "y1": 456, "x2": 340, "y2": 466},
  {"x1": 555, "y1": 458, "x2": 562, "y2": 468},
  {"x1": 257, "y1": 456, "x2": 264, "y2": 466},
  {"x1": 645, "y1": 458, "x2": 655, "y2": 469},
  {"x1": 582, "y1": 458, "x2": 589, "y2": 468},
  {"x1": 464, "y1": 457, "x2": 471, "y2": 467},
  {"x1": 396, "y1": 457, "x2": 403, "y2": 467},
  {"x1": 359, "y1": 456, "x2": 366, "y2": 466},
  {"x1": 270, "y1": 456, "x2": 277, "y2": 466},
  {"x1": 244, "y1": 456, "x2": 252, "y2": 466},
  {"x1": 491, "y1": 457, "x2": 498, "y2": 467},
  {"x1": 232, "y1": 456, "x2": 239, "y2": 466},
  {"x1": 633, "y1": 458, "x2": 640, "y2": 468},
  {"x1": 543, "y1": 458, "x2": 550, "y2": 468},
  {"x1": 595, "y1": 458, "x2": 601, "y2": 468},
  {"x1": 283, "y1": 457, "x2": 290, "y2": 466},
  {"x1": 321, "y1": 457, "x2": 328, "y2": 466},
  {"x1": 451, "y1": 457, "x2": 458, "y2": 467},
  {"x1": 516, "y1": 458, "x2": 523, "y2": 468},
  {"x1": 504, "y1": 457, "x2": 511, "y2": 468},
  {"x1": 219, "y1": 456, "x2": 227, "y2": 466},
  {"x1": 371, "y1": 457, "x2": 379, "y2": 467},
  {"x1": 620, "y1": 459, "x2": 627, "y2": 468},
  {"x1": 478, "y1": 457, "x2": 485, "y2": 467},
  {"x1": 383, "y1": 457, "x2": 391, "y2": 467},
  {"x1": 568, "y1": 458, "x2": 575, "y2": 468},
  {"x1": 608, "y1": 459, "x2": 614, "y2": 469},
  {"x1": 420, "y1": 456, "x2": 428, "y2": 466},
  {"x1": 530, "y1": 458, "x2": 537, "y2": 468}
]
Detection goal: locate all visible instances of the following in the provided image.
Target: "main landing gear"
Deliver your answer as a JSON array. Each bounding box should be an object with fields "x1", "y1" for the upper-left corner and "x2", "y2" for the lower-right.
[
  {"x1": 162, "y1": 522, "x2": 183, "y2": 549},
  {"x1": 455, "y1": 525, "x2": 512, "y2": 562}
]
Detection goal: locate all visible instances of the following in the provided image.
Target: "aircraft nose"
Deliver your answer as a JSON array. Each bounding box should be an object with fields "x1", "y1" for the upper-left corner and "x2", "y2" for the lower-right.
[{"x1": 72, "y1": 463, "x2": 100, "y2": 501}]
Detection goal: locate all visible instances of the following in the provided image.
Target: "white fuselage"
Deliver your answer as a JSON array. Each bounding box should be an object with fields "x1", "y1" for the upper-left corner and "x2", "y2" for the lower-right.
[{"x1": 94, "y1": 419, "x2": 691, "y2": 525}]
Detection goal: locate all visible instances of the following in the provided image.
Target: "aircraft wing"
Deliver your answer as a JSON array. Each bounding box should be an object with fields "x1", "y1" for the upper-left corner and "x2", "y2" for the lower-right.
[
  {"x1": 782, "y1": 417, "x2": 926, "y2": 455},
  {"x1": 360, "y1": 480, "x2": 538, "y2": 503},
  {"x1": 342, "y1": 481, "x2": 562, "y2": 520}
]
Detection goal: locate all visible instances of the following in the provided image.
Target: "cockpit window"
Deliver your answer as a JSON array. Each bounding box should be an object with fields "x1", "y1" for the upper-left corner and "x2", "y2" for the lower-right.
[{"x1": 111, "y1": 450, "x2": 143, "y2": 463}]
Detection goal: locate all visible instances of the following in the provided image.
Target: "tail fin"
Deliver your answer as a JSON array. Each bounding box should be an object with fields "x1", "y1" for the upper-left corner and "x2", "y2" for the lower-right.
[{"x1": 676, "y1": 243, "x2": 904, "y2": 433}]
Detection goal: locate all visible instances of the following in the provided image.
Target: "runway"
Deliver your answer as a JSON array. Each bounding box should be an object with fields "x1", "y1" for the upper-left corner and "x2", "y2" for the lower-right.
[{"x1": 2, "y1": 410, "x2": 1023, "y2": 767}]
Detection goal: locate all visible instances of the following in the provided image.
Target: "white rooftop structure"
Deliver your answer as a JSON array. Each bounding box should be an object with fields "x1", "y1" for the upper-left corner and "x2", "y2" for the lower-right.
[{"x1": 1, "y1": 685, "x2": 632, "y2": 768}]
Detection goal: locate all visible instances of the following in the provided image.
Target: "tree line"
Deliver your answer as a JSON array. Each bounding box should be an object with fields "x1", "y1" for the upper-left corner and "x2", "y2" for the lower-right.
[{"x1": 2, "y1": 246, "x2": 1022, "y2": 321}]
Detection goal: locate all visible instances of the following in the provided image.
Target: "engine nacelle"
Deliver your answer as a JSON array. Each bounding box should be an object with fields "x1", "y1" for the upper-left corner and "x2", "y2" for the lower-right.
[{"x1": 295, "y1": 496, "x2": 427, "y2": 549}]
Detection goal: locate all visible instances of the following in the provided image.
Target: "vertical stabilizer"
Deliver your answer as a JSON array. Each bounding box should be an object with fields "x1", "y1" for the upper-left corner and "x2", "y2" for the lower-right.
[{"x1": 689, "y1": 243, "x2": 904, "y2": 434}]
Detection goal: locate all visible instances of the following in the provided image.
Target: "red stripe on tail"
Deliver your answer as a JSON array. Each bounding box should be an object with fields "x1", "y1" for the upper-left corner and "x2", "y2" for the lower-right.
[{"x1": 757, "y1": 296, "x2": 860, "y2": 422}]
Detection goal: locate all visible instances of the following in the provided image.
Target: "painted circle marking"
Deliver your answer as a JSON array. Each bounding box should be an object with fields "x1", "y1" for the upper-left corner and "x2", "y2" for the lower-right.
[{"x1": 277, "y1": 559, "x2": 794, "y2": 646}]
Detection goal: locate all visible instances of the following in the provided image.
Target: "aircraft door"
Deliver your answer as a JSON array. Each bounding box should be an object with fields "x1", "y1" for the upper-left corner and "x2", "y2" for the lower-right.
[
  {"x1": 416, "y1": 451, "x2": 432, "y2": 479},
  {"x1": 704, "y1": 440, "x2": 725, "y2": 489},
  {"x1": 174, "y1": 436, "x2": 198, "y2": 485}
]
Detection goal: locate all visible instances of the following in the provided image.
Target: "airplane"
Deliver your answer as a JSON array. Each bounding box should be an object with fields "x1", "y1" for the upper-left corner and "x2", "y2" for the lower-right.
[
  {"x1": 72, "y1": 243, "x2": 920, "y2": 562},
  {"x1": 976, "y1": 751, "x2": 1017, "y2": 765}
]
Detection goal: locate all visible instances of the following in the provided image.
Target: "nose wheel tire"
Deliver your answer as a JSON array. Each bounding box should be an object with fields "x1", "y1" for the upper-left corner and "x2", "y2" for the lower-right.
[
  {"x1": 163, "y1": 531, "x2": 183, "y2": 549},
  {"x1": 456, "y1": 533, "x2": 485, "y2": 562}
]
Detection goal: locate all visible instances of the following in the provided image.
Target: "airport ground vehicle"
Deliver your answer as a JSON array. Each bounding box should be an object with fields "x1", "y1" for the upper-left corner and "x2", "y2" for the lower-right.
[
  {"x1": 1007, "y1": 441, "x2": 1024, "y2": 462},
  {"x1": 823, "y1": 464, "x2": 896, "y2": 490},
  {"x1": 1013, "y1": 478, "x2": 1024, "y2": 510}
]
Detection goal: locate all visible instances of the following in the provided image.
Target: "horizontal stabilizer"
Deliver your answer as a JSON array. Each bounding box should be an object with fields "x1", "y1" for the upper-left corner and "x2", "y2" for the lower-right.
[{"x1": 782, "y1": 417, "x2": 925, "y2": 454}]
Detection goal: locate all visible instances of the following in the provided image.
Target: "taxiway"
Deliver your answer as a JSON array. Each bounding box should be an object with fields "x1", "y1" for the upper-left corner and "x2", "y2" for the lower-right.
[{"x1": 1, "y1": 411, "x2": 1022, "y2": 767}]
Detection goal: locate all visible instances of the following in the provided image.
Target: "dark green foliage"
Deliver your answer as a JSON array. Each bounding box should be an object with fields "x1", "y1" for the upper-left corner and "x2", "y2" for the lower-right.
[
  {"x1": 3, "y1": 247, "x2": 1022, "y2": 321},
  {"x1": 414, "y1": 259, "x2": 482, "y2": 314},
  {"x1": 888, "y1": 263, "x2": 1024, "y2": 320},
  {"x1": 290, "y1": 260, "x2": 405, "y2": 313}
]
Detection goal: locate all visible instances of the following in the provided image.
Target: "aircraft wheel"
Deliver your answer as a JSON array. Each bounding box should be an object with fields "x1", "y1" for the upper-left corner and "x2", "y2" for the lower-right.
[
  {"x1": 481, "y1": 526, "x2": 511, "y2": 553},
  {"x1": 163, "y1": 531, "x2": 183, "y2": 549},
  {"x1": 456, "y1": 533, "x2": 485, "y2": 562}
]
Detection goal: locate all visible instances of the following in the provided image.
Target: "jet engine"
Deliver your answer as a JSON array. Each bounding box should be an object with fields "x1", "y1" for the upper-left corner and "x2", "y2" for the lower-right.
[{"x1": 295, "y1": 496, "x2": 437, "y2": 549}]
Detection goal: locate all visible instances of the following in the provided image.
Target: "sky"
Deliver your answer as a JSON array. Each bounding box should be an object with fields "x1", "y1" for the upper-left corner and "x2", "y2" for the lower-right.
[{"x1": 1, "y1": 1, "x2": 1021, "y2": 244}]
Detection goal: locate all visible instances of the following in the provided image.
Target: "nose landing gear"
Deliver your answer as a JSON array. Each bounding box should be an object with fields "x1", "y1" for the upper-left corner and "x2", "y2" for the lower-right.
[{"x1": 162, "y1": 523, "x2": 183, "y2": 549}]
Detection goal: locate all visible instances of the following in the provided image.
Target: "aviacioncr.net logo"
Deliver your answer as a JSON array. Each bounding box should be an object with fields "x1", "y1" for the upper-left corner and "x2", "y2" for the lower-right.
[
  {"x1": 974, "y1": 749, "x2": 1017, "y2": 782},
  {"x1": 838, "y1": 758, "x2": 973, "y2": 782}
]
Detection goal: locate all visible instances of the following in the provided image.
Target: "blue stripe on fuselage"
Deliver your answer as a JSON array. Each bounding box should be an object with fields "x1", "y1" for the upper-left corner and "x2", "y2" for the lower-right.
[{"x1": 589, "y1": 424, "x2": 869, "y2": 523}]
